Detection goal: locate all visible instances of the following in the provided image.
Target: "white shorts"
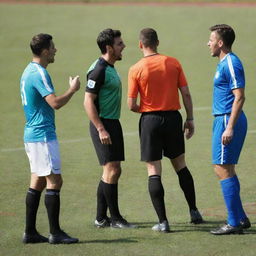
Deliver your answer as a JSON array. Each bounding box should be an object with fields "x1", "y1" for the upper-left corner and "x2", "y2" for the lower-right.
[{"x1": 24, "y1": 140, "x2": 61, "y2": 177}]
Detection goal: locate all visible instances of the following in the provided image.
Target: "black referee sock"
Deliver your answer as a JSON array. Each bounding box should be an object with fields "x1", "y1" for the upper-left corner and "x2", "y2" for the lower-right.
[
  {"x1": 45, "y1": 189, "x2": 61, "y2": 234},
  {"x1": 148, "y1": 175, "x2": 167, "y2": 223},
  {"x1": 176, "y1": 167, "x2": 197, "y2": 211},
  {"x1": 96, "y1": 180, "x2": 108, "y2": 221},
  {"x1": 25, "y1": 188, "x2": 41, "y2": 234},
  {"x1": 102, "y1": 181, "x2": 122, "y2": 221}
]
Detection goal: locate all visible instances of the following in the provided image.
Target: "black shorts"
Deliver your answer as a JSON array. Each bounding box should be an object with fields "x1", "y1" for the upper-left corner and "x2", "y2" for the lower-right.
[
  {"x1": 90, "y1": 119, "x2": 125, "y2": 165},
  {"x1": 139, "y1": 111, "x2": 185, "y2": 161}
]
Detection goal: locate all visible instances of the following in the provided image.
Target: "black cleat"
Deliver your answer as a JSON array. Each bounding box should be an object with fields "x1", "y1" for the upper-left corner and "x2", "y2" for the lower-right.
[
  {"x1": 49, "y1": 230, "x2": 79, "y2": 244},
  {"x1": 152, "y1": 220, "x2": 170, "y2": 233},
  {"x1": 22, "y1": 231, "x2": 48, "y2": 244},
  {"x1": 190, "y1": 209, "x2": 203, "y2": 224},
  {"x1": 95, "y1": 217, "x2": 111, "y2": 228},
  {"x1": 111, "y1": 218, "x2": 137, "y2": 229},
  {"x1": 240, "y1": 217, "x2": 251, "y2": 229},
  {"x1": 210, "y1": 224, "x2": 243, "y2": 235}
]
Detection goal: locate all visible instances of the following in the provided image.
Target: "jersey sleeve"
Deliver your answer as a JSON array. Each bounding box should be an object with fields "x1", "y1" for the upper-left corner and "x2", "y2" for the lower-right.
[
  {"x1": 128, "y1": 66, "x2": 139, "y2": 98},
  {"x1": 226, "y1": 58, "x2": 245, "y2": 90},
  {"x1": 34, "y1": 69, "x2": 54, "y2": 97},
  {"x1": 86, "y1": 64, "x2": 105, "y2": 95},
  {"x1": 177, "y1": 61, "x2": 188, "y2": 88}
]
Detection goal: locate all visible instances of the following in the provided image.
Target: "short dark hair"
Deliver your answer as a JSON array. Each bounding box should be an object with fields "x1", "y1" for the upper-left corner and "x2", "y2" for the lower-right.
[
  {"x1": 30, "y1": 33, "x2": 53, "y2": 56},
  {"x1": 209, "y1": 24, "x2": 235, "y2": 49},
  {"x1": 139, "y1": 28, "x2": 158, "y2": 48},
  {"x1": 97, "y1": 28, "x2": 121, "y2": 54}
]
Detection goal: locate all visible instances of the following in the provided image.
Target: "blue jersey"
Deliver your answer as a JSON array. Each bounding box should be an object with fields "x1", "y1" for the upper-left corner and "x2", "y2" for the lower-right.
[
  {"x1": 20, "y1": 62, "x2": 56, "y2": 142},
  {"x1": 212, "y1": 53, "x2": 245, "y2": 115}
]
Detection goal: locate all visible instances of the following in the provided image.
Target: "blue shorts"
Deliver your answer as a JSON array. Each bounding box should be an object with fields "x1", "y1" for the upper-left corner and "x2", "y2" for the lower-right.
[{"x1": 212, "y1": 112, "x2": 247, "y2": 164}]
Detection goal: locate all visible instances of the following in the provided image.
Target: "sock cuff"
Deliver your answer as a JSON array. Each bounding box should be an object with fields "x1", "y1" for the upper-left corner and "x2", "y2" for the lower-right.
[
  {"x1": 45, "y1": 189, "x2": 60, "y2": 196},
  {"x1": 220, "y1": 176, "x2": 236, "y2": 186},
  {"x1": 101, "y1": 180, "x2": 118, "y2": 187},
  {"x1": 149, "y1": 175, "x2": 161, "y2": 180},
  {"x1": 176, "y1": 166, "x2": 189, "y2": 175},
  {"x1": 28, "y1": 188, "x2": 42, "y2": 196}
]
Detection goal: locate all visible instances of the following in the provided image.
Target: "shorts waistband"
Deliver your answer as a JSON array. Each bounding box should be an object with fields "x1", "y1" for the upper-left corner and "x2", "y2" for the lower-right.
[
  {"x1": 142, "y1": 110, "x2": 179, "y2": 116},
  {"x1": 214, "y1": 113, "x2": 231, "y2": 117}
]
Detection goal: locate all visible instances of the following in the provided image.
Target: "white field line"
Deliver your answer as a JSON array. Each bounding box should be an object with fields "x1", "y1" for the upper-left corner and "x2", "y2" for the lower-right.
[
  {"x1": 1, "y1": 131, "x2": 139, "y2": 153},
  {"x1": 2, "y1": 107, "x2": 255, "y2": 153}
]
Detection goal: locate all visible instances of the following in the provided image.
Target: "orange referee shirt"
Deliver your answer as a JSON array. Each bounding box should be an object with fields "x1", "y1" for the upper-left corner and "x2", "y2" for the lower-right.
[{"x1": 128, "y1": 54, "x2": 188, "y2": 112}]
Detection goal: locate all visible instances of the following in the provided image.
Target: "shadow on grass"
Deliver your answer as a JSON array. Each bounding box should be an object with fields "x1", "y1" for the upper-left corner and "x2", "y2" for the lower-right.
[
  {"x1": 131, "y1": 220, "x2": 256, "y2": 234},
  {"x1": 131, "y1": 221, "x2": 156, "y2": 228},
  {"x1": 79, "y1": 237, "x2": 138, "y2": 244},
  {"x1": 132, "y1": 220, "x2": 224, "y2": 230}
]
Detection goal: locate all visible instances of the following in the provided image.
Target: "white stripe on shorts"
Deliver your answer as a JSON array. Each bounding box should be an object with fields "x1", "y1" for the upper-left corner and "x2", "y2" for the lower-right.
[{"x1": 220, "y1": 115, "x2": 228, "y2": 164}]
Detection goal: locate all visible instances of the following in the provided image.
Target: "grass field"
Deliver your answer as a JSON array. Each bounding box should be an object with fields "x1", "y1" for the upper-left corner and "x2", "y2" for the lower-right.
[
  {"x1": 1, "y1": 1, "x2": 256, "y2": 256},
  {"x1": 5, "y1": 0, "x2": 256, "y2": 3}
]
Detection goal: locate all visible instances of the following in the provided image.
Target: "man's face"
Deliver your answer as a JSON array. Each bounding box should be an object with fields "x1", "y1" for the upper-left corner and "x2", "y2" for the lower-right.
[
  {"x1": 207, "y1": 31, "x2": 222, "y2": 57},
  {"x1": 46, "y1": 40, "x2": 57, "y2": 63},
  {"x1": 111, "y1": 37, "x2": 126, "y2": 61}
]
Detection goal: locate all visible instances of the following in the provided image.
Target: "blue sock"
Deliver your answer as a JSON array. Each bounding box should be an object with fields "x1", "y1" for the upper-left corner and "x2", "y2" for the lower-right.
[
  {"x1": 220, "y1": 177, "x2": 240, "y2": 227},
  {"x1": 233, "y1": 175, "x2": 247, "y2": 221}
]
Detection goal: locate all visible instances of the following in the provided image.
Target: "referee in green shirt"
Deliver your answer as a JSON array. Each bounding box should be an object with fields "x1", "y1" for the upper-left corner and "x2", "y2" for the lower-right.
[{"x1": 84, "y1": 28, "x2": 135, "y2": 229}]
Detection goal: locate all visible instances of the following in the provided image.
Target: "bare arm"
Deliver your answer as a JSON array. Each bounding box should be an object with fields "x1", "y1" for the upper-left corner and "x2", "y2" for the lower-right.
[
  {"x1": 179, "y1": 85, "x2": 194, "y2": 139},
  {"x1": 222, "y1": 88, "x2": 245, "y2": 145},
  {"x1": 83, "y1": 92, "x2": 112, "y2": 145},
  {"x1": 127, "y1": 97, "x2": 140, "y2": 113},
  {"x1": 45, "y1": 76, "x2": 80, "y2": 110}
]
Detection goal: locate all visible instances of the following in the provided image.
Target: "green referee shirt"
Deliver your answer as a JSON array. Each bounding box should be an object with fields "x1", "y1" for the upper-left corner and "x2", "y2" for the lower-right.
[{"x1": 86, "y1": 57, "x2": 122, "y2": 119}]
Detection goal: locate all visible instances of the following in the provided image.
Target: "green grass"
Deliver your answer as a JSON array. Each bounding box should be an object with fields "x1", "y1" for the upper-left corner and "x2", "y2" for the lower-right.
[
  {"x1": 9, "y1": 0, "x2": 256, "y2": 3},
  {"x1": 1, "y1": 2, "x2": 256, "y2": 256}
]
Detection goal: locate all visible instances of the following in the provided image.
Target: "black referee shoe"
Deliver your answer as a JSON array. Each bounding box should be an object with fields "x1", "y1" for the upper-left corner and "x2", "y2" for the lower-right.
[
  {"x1": 190, "y1": 209, "x2": 203, "y2": 224},
  {"x1": 22, "y1": 231, "x2": 48, "y2": 244},
  {"x1": 49, "y1": 230, "x2": 79, "y2": 244}
]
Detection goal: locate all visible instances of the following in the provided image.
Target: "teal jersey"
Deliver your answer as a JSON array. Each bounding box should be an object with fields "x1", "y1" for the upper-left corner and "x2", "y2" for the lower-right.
[
  {"x1": 86, "y1": 58, "x2": 122, "y2": 119},
  {"x1": 20, "y1": 62, "x2": 56, "y2": 142}
]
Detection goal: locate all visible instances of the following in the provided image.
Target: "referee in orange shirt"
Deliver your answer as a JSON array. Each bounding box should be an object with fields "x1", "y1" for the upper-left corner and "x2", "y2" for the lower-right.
[{"x1": 128, "y1": 28, "x2": 203, "y2": 232}]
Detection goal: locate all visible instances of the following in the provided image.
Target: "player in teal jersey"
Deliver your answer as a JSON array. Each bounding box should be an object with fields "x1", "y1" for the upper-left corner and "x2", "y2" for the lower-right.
[
  {"x1": 84, "y1": 29, "x2": 135, "y2": 229},
  {"x1": 20, "y1": 33, "x2": 80, "y2": 244}
]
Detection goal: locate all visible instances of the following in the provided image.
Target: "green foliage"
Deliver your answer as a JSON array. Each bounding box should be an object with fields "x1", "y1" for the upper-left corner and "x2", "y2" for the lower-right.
[{"x1": 1, "y1": 2, "x2": 256, "y2": 256}]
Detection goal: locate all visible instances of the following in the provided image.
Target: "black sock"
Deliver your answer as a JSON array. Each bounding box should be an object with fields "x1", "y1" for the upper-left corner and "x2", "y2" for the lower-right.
[
  {"x1": 148, "y1": 175, "x2": 167, "y2": 223},
  {"x1": 96, "y1": 180, "x2": 108, "y2": 221},
  {"x1": 102, "y1": 181, "x2": 122, "y2": 221},
  {"x1": 45, "y1": 189, "x2": 61, "y2": 234},
  {"x1": 176, "y1": 167, "x2": 197, "y2": 211},
  {"x1": 25, "y1": 188, "x2": 41, "y2": 234}
]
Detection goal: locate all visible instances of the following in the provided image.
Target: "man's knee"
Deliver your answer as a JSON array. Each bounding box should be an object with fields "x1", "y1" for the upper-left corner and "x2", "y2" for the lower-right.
[
  {"x1": 30, "y1": 174, "x2": 46, "y2": 191},
  {"x1": 46, "y1": 174, "x2": 63, "y2": 190},
  {"x1": 146, "y1": 160, "x2": 162, "y2": 176},
  {"x1": 171, "y1": 154, "x2": 186, "y2": 172},
  {"x1": 214, "y1": 164, "x2": 235, "y2": 180},
  {"x1": 103, "y1": 162, "x2": 122, "y2": 183}
]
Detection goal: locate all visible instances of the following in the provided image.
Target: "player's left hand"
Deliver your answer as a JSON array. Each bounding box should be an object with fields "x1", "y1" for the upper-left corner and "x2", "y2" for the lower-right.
[
  {"x1": 184, "y1": 120, "x2": 194, "y2": 140},
  {"x1": 222, "y1": 128, "x2": 233, "y2": 145},
  {"x1": 69, "y1": 76, "x2": 80, "y2": 92}
]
